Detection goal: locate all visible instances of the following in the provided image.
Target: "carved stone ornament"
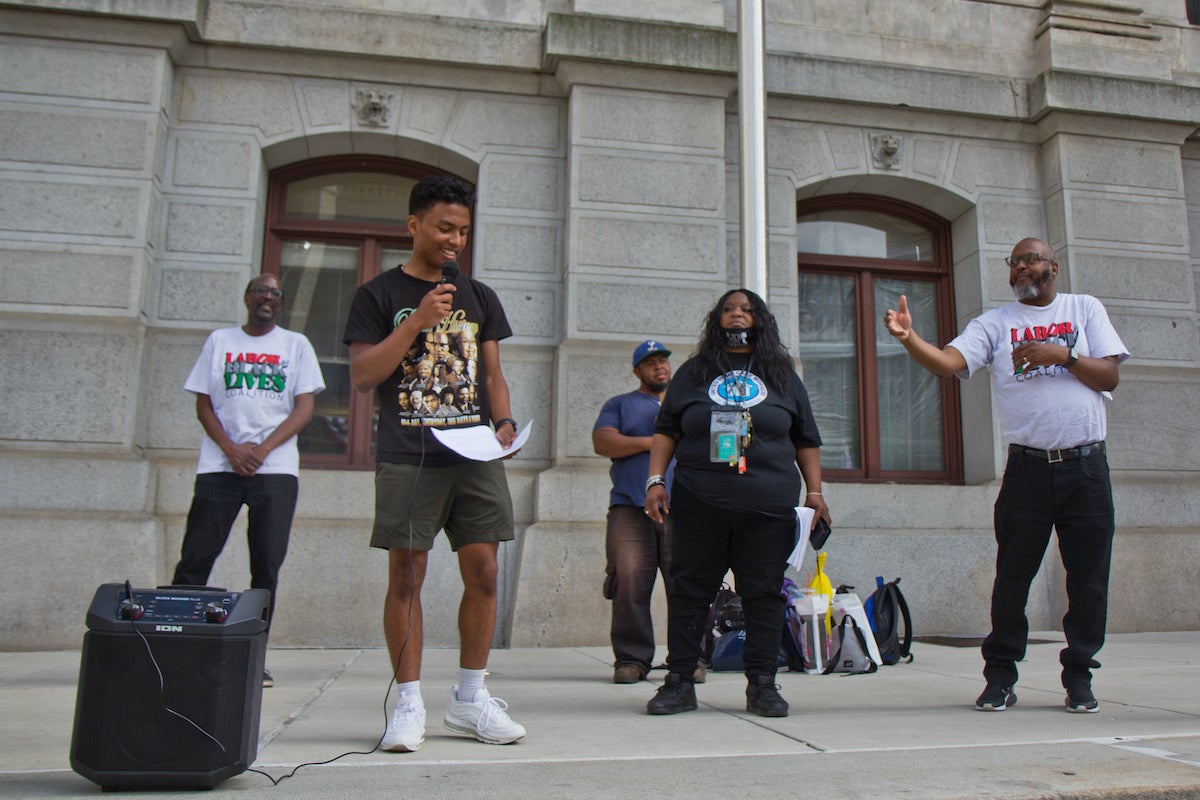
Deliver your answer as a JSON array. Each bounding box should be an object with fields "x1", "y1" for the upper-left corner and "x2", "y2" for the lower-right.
[
  {"x1": 355, "y1": 90, "x2": 395, "y2": 128},
  {"x1": 871, "y1": 133, "x2": 903, "y2": 170}
]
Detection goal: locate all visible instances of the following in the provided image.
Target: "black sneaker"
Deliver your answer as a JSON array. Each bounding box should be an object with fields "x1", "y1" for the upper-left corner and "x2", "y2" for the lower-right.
[
  {"x1": 646, "y1": 673, "x2": 697, "y2": 715},
  {"x1": 1065, "y1": 685, "x2": 1099, "y2": 713},
  {"x1": 746, "y1": 675, "x2": 789, "y2": 717},
  {"x1": 975, "y1": 683, "x2": 1016, "y2": 711}
]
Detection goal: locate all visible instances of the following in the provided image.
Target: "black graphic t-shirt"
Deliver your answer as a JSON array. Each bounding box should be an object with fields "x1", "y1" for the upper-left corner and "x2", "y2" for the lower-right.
[
  {"x1": 655, "y1": 353, "x2": 822, "y2": 519},
  {"x1": 343, "y1": 267, "x2": 512, "y2": 465}
]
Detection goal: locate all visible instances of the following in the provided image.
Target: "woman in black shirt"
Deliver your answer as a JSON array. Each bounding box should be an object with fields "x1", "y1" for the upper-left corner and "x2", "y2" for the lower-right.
[{"x1": 644, "y1": 289, "x2": 830, "y2": 717}]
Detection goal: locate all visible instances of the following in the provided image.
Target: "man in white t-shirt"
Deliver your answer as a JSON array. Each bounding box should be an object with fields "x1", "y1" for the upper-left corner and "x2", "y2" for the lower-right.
[
  {"x1": 884, "y1": 237, "x2": 1129, "y2": 715},
  {"x1": 172, "y1": 274, "x2": 325, "y2": 687}
]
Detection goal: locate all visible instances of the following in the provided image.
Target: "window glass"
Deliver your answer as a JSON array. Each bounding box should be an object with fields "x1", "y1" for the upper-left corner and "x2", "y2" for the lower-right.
[
  {"x1": 279, "y1": 241, "x2": 359, "y2": 457},
  {"x1": 380, "y1": 246, "x2": 410, "y2": 274},
  {"x1": 284, "y1": 173, "x2": 416, "y2": 224},
  {"x1": 874, "y1": 278, "x2": 944, "y2": 471},
  {"x1": 797, "y1": 210, "x2": 933, "y2": 260},
  {"x1": 798, "y1": 273, "x2": 861, "y2": 471}
]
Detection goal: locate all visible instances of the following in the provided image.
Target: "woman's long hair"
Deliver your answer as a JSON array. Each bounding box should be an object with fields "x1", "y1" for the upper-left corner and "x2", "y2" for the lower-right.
[{"x1": 691, "y1": 288, "x2": 794, "y2": 392}]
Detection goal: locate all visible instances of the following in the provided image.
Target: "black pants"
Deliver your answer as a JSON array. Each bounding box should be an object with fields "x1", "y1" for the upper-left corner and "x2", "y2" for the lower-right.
[
  {"x1": 982, "y1": 446, "x2": 1114, "y2": 689},
  {"x1": 172, "y1": 472, "x2": 299, "y2": 630},
  {"x1": 665, "y1": 483, "x2": 794, "y2": 680}
]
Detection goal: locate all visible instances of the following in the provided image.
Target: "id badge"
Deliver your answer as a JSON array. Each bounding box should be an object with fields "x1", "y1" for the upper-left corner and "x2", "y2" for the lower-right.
[{"x1": 710, "y1": 409, "x2": 742, "y2": 465}]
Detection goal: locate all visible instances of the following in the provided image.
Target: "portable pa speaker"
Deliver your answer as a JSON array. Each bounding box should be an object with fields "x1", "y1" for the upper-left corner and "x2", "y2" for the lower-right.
[{"x1": 70, "y1": 584, "x2": 269, "y2": 790}]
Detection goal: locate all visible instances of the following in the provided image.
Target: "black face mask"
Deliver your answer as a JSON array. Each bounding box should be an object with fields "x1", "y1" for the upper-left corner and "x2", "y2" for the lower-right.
[{"x1": 721, "y1": 328, "x2": 754, "y2": 348}]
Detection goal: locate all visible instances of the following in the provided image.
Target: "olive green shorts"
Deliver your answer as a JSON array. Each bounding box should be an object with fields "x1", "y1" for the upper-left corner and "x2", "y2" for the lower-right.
[{"x1": 371, "y1": 460, "x2": 515, "y2": 551}]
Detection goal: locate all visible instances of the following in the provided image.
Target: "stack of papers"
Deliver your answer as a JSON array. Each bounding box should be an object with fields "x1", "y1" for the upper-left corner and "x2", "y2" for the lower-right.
[{"x1": 787, "y1": 505, "x2": 816, "y2": 573}]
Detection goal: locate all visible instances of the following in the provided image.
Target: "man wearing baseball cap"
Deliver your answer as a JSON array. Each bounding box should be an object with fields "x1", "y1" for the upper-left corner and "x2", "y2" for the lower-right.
[{"x1": 594, "y1": 341, "x2": 697, "y2": 683}]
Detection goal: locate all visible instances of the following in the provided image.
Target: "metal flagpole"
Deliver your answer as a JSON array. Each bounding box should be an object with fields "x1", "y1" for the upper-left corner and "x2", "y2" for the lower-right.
[{"x1": 737, "y1": 0, "x2": 768, "y2": 298}]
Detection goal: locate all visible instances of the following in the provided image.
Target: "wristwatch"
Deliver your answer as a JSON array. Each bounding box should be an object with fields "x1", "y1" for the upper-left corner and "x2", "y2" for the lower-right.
[{"x1": 1065, "y1": 345, "x2": 1078, "y2": 368}]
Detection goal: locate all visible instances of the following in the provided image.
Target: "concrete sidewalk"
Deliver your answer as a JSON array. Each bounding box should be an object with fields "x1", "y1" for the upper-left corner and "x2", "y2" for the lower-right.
[{"x1": 2, "y1": 632, "x2": 1198, "y2": 799}]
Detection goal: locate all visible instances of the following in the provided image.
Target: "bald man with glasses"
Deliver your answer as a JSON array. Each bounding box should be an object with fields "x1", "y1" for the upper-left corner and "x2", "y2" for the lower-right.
[
  {"x1": 172, "y1": 274, "x2": 326, "y2": 688},
  {"x1": 883, "y1": 237, "x2": 1129, "y2": 715}
]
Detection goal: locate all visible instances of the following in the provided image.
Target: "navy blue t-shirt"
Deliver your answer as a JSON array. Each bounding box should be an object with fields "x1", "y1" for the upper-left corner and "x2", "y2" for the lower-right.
[{"x1": 593, "y1": 390, "x2": 674, "y2": 507}]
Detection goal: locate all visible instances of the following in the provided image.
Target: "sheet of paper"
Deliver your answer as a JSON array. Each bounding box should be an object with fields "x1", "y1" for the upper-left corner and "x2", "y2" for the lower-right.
[
  {"x1": 787, "y1": 505, "x2": 816, "y2": 573},
  {"x1": 431, "y1": 420, "x2": 533, "y2": 461}
]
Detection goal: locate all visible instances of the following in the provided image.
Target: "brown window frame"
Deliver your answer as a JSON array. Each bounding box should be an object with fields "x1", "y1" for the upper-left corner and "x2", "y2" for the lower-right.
[
  {"x1": 797, "y1": 194, "x2": 962, "y2": 484},
  {"x1": 261, "y1": 155, "x2": 474, "y2": 470}
]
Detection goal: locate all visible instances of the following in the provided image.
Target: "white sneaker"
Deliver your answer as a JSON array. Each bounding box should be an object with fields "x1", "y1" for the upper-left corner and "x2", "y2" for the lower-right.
[
  {"x1": 381, "y1": 699, "x2": 426, "y2": 752},
  {"x1": 443, "y1": 685, "x2": 526, "y2": 745}
]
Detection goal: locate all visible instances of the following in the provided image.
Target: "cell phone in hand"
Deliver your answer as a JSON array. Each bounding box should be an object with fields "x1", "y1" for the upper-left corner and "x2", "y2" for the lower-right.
[{"x1": 809, "y1": 518, "x2": 832, "y2": 550}]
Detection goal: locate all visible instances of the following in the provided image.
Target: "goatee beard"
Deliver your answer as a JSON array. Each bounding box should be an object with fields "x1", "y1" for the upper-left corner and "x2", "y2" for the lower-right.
[
  {"x1": 1011, "y1": 281, "x2": 1038, "y2": 301},
  {"x1": 1010, "y1": 271, "x2": 1049, "y2": 301}
]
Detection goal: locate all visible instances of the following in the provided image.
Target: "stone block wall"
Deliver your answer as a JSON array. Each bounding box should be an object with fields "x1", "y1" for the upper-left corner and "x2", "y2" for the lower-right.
[
  {"x1": 0, "y1": 1, "x2": 1197, "y2": 650},
  {"x1": 0, "y1": 27, "x2": 175, "y2": 648}
]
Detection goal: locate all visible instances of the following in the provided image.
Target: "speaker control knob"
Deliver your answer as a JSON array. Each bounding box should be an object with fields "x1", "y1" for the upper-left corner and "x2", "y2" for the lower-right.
[
  {"x1": 118, "y1": 600, "x2": 144, "y2": 620},
  {"x1": 204, "y1": 602, "x2": 228, "y2": 623}
]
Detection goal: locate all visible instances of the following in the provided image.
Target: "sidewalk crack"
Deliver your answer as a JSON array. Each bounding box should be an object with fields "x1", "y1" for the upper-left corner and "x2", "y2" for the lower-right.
[{"x1": 257, "y1": 650, "x2": 367, "y2": 750}]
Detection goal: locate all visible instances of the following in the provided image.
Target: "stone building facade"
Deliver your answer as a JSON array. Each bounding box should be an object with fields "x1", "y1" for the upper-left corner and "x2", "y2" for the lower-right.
[{"x1": 1, "y1": 0, "x2": 1197, "y2": 650}]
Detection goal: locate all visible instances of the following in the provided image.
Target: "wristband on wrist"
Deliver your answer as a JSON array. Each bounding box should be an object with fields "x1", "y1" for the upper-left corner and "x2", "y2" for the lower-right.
[
  {"x1": 645, "y1": 474, "x2": 666, "y2": 492},
  {"x1": 494, "y1": 418, "x2": 517, "y2": 432},
  {"x1": 807, "y1": 492, "x2": 822, "y2": 496}
]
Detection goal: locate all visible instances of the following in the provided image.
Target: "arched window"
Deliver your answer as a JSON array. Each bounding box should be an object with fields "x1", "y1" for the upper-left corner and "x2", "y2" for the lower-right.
[
  {"x1": 796, "y1": 195, "x2": 961, "y2": 483},
  {"x1": 262, "y1": 156, "x2": 473, "y2": 468}
]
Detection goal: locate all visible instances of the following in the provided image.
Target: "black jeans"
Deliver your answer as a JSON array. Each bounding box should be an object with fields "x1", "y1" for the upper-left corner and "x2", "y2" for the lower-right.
[
  {"x1": 664, "y1": 483, "x2": 794, "y2": 680},
  {"x1": 172, "y1": 472, "x2": 299, "y2": 630},
  {"x1": 983, "y1": 445, "x2": 1114, "y2": 689},
  {"x1": 605, "y1": 505, "x2": 671, "y2": 674}
]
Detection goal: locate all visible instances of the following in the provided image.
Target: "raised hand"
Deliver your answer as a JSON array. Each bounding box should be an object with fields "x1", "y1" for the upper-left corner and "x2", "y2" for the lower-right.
[{"x1": 883, "y1": 294, "x2": 913, "y2": 341}]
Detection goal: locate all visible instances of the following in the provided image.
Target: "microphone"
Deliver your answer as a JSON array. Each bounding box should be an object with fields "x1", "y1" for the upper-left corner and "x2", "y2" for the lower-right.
[
  {"x1": 119, "y1": 579, "x2": 144, "y2": 620},
  {"x1": 441, "y1": 260, "x2": 460, "y2": 285}
]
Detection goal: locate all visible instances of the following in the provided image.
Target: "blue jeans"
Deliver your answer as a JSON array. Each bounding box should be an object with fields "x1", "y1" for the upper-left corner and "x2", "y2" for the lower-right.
[
  {"x1": 664, "y1": 483, "x2": 794, "y2": 680},
  {"x1": 604, "y1": 505, "x2": 671, "y2": 674},
  {"x1": 172, "y1": 472, "x2": 299, "y2": 630},
  {"x1": 983, "y1": 445, "x2": 1114, "y2": 689}
]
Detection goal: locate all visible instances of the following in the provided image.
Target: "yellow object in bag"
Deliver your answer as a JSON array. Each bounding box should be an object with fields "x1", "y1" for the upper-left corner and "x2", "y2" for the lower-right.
[{"x1": 808, "y1": 551, "x2": 835, "y2": 633}]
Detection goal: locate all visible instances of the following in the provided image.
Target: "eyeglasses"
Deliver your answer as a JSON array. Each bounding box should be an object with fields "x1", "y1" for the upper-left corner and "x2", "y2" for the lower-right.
[
  {"x1": 1004, "y1": 253, "x2": 1049, "y2": 268},
  {"x1": 252, "y1": 286, "x2": 284, "y2": 299}
]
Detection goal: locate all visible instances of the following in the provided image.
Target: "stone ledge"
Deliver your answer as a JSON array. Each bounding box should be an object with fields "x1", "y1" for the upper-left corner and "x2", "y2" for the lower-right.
[
  {"x1": 545, "y1": 12, "x2": 736, "y2": 73},
  {"x1": 0, "y1": 0, "x2": 204, "y2": 36},
  {"x1": 1033, "y1": 70, "x2": 1200, "y2": 124},
  {"x1": 204, "y1": 2, "x2": 543, "y2": 69}
]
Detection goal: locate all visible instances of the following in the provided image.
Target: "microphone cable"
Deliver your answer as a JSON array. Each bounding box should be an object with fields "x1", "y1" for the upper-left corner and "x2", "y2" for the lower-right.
[
  {"x1": 119, "y1": 580, "x2": 230, "y2": 758},
  {"x1": 247, "y1": 408, "x2": 428, "y2": 786}
]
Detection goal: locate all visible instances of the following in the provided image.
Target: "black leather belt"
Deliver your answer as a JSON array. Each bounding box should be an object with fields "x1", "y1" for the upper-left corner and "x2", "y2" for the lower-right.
[{"x1": 1009, "y1": 441, "x2": 1105, "y2": 463}]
